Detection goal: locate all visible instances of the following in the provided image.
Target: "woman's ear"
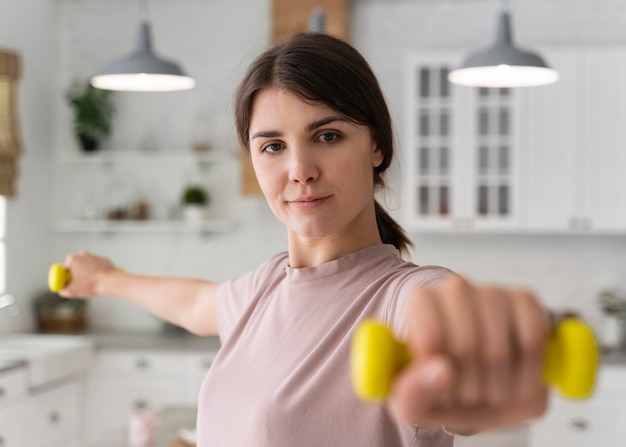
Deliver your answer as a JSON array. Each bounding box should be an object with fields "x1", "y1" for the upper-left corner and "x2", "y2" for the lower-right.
[{"x1": 372, "y1": 145, "x2": 384, "y2": 168}]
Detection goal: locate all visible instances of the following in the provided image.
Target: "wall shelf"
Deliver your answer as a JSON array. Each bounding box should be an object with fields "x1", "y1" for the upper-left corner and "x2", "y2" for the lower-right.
[
  {"x1": 54, "y1": 219, "x2": 234, "y2": 234},
  {"x1": 54, "y1": 149, "x2": 235, "y2": 165}
]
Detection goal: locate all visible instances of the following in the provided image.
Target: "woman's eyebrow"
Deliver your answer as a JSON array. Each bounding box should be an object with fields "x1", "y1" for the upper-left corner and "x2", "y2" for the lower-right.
[
  {"x1": 251, "y1": 130, "x2": 282, "y2": 140},
  {"x1": 306, "y1": 116, "x2": 347, "y2": 132},
  {"x1": 250, "y1": 115, "x2": 348, "y2": 140}
]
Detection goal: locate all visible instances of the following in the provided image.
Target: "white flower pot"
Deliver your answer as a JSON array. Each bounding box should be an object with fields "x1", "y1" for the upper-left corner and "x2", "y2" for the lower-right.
[
  {"x1": 183, "y1": 205, "x2": 207, "y2": 223},
  {"x1": 602, "y1": 315, "x2": 623, "y2": 350}
]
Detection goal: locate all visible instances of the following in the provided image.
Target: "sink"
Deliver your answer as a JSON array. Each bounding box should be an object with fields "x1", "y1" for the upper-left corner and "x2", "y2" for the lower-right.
[{"x1": 0, "y1": 333, "x2": 94, "y2": 388}]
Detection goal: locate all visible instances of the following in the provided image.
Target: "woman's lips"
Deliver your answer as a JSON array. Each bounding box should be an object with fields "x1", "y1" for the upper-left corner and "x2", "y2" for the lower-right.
[{"x1": 288, "y1": 195, "x2": 332, "y2": 210}]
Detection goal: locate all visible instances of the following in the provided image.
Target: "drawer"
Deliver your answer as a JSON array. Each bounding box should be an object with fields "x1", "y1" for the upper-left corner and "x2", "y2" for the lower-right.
[
  {"x1": 92, "y1": 350, "x2": 186, "y2": 375},
  {"x1": 0, "y1": 367, "x2": 27, "y2": 409},
  {"x1": 84, "y1": 376, "x2": 185, "y2": 443},
  {"x1": 529, "y1": 396, "x2": 626, "y2": 447},
  {"x1": 29, "y1": 381, "x2": 81, "y2": 447},
  {"x1": 0, "y1": 401, "x2": 26, "y2": 447}
]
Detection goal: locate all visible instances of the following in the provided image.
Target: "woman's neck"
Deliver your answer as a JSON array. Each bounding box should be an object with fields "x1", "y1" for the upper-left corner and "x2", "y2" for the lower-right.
[{"x1": 287, "y1": 225, "x2": 383, "y2": 268}]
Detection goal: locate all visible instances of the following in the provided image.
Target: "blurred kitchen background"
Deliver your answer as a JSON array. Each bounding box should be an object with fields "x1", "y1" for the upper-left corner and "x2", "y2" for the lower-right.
[
  {"x1": 1, "y1": 0, "x2": 626, "y2": 334},
  {"x1": 1, "y1": 0, "x2": 626, "y2": 446}
]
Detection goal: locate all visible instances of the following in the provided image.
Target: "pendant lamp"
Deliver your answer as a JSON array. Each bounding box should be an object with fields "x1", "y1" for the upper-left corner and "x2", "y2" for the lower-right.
[
  {"x1": 91, "y1": 17, "x2": 195, "y2": 92},
  {"x1": 448, "y1": 3, "x2": 558, "y2": 88}
]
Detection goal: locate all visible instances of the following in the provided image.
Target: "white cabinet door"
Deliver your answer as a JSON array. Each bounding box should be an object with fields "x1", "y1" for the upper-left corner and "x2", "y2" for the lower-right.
[
  {"x1": 28, "y1": 380, "x2": 83, "y2": 447},
  {"x1": 523, "y1": 49, "x2": 582, "y2": 232},
  {"x1": 85, "y1": 376, "x2": 185, "y2": 443},
  {"x1": 529, "y1": 396, "x2": 626, "y2": 447},
  {"x1": 404, "y1": 53, "x2": 525, "y2": 233},
  {"x1": 0, "y1": 400, "x2": 26, "y2": 447},
  {"x1": 524, "y1": 47, "x2": 626, "y2": 233},
  {"x1": 580, "y1": 47, "x2": 626, "y2": 232},
  {"x1": 529, "y1": 364, "x2": 626, "y2": 447}
]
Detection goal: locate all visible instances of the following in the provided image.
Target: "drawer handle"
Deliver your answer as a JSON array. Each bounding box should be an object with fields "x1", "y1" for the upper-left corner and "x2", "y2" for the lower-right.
[
  {"x1": 134, "y1": 399, "x2": 150, "y2": 410},
  {"x1": 135, "y1": 358, "x2": 150, "y2": 369},
  {"x1": 569, "y1": 418, "x2": 589, "y2": 431},
  {"x1": 49, "y1": 411, "x2": 61, "y2": 424}
]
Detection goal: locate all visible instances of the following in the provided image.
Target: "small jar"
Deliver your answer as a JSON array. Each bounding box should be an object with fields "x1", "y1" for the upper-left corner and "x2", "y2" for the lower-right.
[{"x1": 128, "y1": 407, "x2": 158, "y2": 447}]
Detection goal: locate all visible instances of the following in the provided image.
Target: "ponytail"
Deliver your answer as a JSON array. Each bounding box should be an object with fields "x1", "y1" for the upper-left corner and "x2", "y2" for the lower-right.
[{"x1": 374, "y1": 201, "x2": 413, "y2": 255}]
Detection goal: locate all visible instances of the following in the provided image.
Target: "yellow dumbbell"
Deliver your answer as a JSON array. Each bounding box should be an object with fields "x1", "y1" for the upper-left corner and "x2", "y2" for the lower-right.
[
  {"x1": 48, "y1": 263, "x2": 71, "y2": 293},
  {"x1": 351, "y1": 317, "x2": 599, "y2": 402}
]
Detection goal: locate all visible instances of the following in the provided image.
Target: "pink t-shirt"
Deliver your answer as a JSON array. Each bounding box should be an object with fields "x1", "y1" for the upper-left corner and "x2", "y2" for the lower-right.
[{"x1": 196, "y1": 244, "x2": 453, "y2": 447}]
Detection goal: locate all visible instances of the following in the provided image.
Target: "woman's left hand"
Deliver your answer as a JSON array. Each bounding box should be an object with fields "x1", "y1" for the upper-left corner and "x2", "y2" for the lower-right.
[{"x1": 389, "y1": 274, "x2": 551, "y2": 434}]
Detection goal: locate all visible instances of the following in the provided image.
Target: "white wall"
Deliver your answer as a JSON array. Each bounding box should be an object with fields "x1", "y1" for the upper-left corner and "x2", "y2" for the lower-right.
[
  {"x1": 0, "y1": 0, "x2": 57, "y2": 333},
  {"x1": 3, "y1": 0, "x2": 626, "y2": 333}
]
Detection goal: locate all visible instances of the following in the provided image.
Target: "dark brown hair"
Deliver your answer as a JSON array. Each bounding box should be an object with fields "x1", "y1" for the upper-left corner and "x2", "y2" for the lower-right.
[{"x1": 234, "y1": 33, "x2": 412, "y2": 254}]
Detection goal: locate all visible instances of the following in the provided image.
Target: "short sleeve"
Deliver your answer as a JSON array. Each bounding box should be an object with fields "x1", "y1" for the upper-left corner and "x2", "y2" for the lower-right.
[
  {"x1": 387, "y1": 265, "x2": 455, "y2": 339},
  {"x1": 217, "y1": 252, "x2": 289, "y2": 343}
]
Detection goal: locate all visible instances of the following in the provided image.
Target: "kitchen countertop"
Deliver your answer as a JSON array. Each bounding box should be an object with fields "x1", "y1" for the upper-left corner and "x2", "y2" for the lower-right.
[
  {"x1": 84, "y1": 330, "x2": 221, "y2": 352},
  {"x1": 0, "y1": 358, "x2": 26, "y2": 373},
  {"x1": 1, "y1": 329, "x2": 221, "y2": 353}
]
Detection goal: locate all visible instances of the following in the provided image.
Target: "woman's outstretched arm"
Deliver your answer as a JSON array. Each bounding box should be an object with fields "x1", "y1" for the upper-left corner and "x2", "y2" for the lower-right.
[{"x1": 58, "y1": 251, "x2": 220, "y2": 336}]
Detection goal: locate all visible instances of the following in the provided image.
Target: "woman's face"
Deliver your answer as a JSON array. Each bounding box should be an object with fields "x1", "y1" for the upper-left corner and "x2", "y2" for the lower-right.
[{"x1": 248, "y1": 88, "x2": 384, "y2": 241}]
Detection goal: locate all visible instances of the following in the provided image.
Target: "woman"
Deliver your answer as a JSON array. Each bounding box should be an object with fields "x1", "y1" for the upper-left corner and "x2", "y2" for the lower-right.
[{"x1": 60, "y1": 33, "x2": 549, "y2": 446}]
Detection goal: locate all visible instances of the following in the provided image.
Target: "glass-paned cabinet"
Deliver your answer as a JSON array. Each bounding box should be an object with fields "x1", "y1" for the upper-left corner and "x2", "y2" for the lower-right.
[{"x1": 404, "y1": 54, "x2": 523, "y2": 232}]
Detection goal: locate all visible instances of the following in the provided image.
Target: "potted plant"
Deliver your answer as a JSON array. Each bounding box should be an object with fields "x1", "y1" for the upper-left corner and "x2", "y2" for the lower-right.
[
  {"x1": 32, "y1": 289, "x2": 89, "y2": 333},
  {"x1": 181, "y1": 185, "x2": 209, "y2": 222},
  {"x1": 66, "y1": 80, "x2": 115, "y2": 151}
]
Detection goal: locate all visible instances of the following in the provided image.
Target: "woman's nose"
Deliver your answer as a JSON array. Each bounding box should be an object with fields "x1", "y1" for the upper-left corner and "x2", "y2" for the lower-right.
[{"x1": 288, "y1": 148, "x2": 319, "y2": 184}]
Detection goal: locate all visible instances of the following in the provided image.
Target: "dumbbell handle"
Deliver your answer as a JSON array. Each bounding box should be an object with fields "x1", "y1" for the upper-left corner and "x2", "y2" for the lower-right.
[{"x1": 351, "y1": 318, "x2": 599, "y2": 402}]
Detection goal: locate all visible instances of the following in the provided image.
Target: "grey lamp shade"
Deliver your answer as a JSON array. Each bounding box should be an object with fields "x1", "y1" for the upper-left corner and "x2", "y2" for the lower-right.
[
  {"x1": 91, "y1": 21, "x2": 195, "y2": 92},
  {"x1": 448, "y1": 11, "x2": 559, "y2": 88}
]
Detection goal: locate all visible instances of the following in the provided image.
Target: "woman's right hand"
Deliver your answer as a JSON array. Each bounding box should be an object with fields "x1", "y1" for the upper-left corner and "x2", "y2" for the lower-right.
[{"x1": 58, "y1": 251, "x2": 118, "y2": 298}]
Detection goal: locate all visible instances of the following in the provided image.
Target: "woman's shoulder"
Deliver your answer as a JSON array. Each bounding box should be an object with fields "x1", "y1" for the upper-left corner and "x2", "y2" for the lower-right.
[{"x1": 235, "y1": 251, "x2": 290, "y2": 288}]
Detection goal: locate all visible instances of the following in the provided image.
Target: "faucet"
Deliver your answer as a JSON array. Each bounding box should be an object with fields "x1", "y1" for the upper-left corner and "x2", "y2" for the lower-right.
[{"x1": 0, "y1": 294, "x2": 18, "y2": 316}]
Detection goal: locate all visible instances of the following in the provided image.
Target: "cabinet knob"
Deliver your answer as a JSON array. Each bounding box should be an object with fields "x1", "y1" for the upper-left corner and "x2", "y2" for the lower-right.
[
  {"x1": 569, "y1": 417, "x2": 589, "y2": 431},
  {"x1": 569, "y1": 217, "x2": 579, "y2": 229},
  {"x1": 134, "y1": 399, "x2": 150, "y2": 411},
  {"x1": 0, "y1": 386, "x2": 5, "y2": 398},
  {"x1": 135, "y1": 358, "x2": 150, "y2": 369},
  {"x1": 49, "y1": 410, "x2": 61, "y2": 424}
]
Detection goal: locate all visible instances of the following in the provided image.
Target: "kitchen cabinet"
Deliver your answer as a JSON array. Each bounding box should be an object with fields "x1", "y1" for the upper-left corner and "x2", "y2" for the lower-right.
[
  {"x1": 524, "y1": 47, "x2": 626, "y2": 232},
  {"x1": 0, "y1": 364, "x2": 82, "y2": 447},
  {"x1": 404, "y1": 53, "x2": 526, "y2": 233},
  {"x1": 405, "y1": 46, "x2": 626, "y2": 234},
  {"x1": 53, "y1": 149, "x2": 236, "y2": 235},
  {"x1": 84, "y1": 348, "x2": 215, "y2": 444},
  {"x1": 28, "y1": 380, "x2": 83, "y2": 447},
  {"x1": 528, "y1": 364, "x2": 626, "y2": 447}
]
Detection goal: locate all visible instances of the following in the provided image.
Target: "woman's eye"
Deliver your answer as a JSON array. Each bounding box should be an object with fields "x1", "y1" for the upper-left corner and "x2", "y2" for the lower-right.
[
  {"x1": 262, "y1": 142, "x2": 283, "y2": 153},
  {"x1": 318, "y1": 132, "x2": 340, "y2": 143}
]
